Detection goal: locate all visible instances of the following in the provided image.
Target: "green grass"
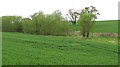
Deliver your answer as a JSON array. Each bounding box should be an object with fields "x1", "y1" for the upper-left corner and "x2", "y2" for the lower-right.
[
  {"x1": 69, "y1": 20, "x2": 118, "y2": 33},
  {"x1": 0, "y1": 32, "x2": 2, "y2": 66},
  {"x1": 93, "y1": 20, "x2": 118, "y2": 33},
  {"x1": 2, "y1": 32, "x2": 118, "y2": 65}
]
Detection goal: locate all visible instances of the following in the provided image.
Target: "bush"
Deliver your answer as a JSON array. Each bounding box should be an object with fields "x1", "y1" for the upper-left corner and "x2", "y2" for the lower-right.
[
  {"x1": 78, "y1": 13, "x2": 94, "y2": 33},
  {"x1": 22, "y1": 18, "x2": 36, "y2": 34},
  {"x1": 2, "y1": 16, "x2": 22, "y2": 32},
  {"x1": 2, "y1": 16, "x2": 13, "y2": 32},
  {"x1": 31, "y1": 12, "x2": 46, "y2": 34},
  {"x1": 39, "y1": 12, "x2": 69, "y2": 36},
  {"x1": 2, "y1": 11, "x2": 69, "y2": 36}
]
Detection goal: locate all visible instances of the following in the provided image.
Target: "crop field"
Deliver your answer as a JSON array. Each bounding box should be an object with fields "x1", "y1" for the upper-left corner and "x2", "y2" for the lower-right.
[
  {"x1": 2, "y1": 20, "x2": 118, "y2": 65},
  {"x1": 69, "y1": 20, "x2": 118, "y2": 33},
  {"x1": 1, "y1": 0, "x2": 119, "y2": 65},
  {"x1": 2, "y1": 32, "x2": 118, "y2": 65},
  {"x1": 93, "y1": 20, "x2": 118, "y2": 33},
  {"x1": 0, "y1": 32, "x2": 2, "y2": 66}
]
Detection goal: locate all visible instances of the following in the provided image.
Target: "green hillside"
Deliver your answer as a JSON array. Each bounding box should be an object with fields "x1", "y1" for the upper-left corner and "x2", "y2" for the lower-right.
[
  {"x1": 2, "y1": 32, "x2": 118, "y2": 65},
  {"x1": 69, "y1": 20, "x2": 118, "y2": 33}
]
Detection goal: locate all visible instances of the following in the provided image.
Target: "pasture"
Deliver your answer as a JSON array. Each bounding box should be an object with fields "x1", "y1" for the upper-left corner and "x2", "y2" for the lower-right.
[
  {"x1": 69, "y1": 20, "x2": 118, "y2": 33},
  {"x1": 2, "y1": 20, "x2": 118, "y2": 65}
]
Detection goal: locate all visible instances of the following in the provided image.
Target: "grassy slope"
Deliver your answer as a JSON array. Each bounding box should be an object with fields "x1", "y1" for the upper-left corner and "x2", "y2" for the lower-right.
[
  {"x1": 93, "y1": 20, "x2": 118, "y2": 33},
  {"x1": 3, "y1": 32, "x2": 118, "y2": 65},
  {"x1": 69, "y1": 20, "x2": 118, "y2": 33},
  {"x1": 0, "y1": 32, "x2": 2, "y2": 66}
]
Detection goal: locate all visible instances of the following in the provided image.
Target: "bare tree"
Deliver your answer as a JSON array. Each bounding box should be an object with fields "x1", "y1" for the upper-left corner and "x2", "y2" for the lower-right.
[{"x1": 66, "y1": 9, "x2": 80, "y2": 25}]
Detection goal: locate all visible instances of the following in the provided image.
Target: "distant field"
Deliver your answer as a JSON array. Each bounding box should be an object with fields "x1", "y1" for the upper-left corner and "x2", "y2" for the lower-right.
[
  {"x1": 0, "y1": 32, "x2": 2, "y2": 66},
  {"x1": 2, "y1": 32, "x2": 118, "y2": 65},
  {"x1": 93, "y1": 20, "x2": 118, "y2": 33},
  {"x1": 69, "y1": 20, "x2": 118, "y2": 33}
]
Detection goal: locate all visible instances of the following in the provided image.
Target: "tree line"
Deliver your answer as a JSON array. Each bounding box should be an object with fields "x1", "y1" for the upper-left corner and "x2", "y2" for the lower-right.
[{"x1": 1, "y1": 6, "x2": 99, "y2": 38}]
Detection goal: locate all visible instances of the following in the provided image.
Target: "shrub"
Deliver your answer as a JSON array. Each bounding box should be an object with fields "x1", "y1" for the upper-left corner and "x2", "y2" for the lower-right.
[
  {"x1": 39, "y1": 11, "x2": 69, "y2": 36},
  {"x1": 2, "y1": 16, "x2": 22, "y2": 32},
  {"x1": 2, "y1": 11, "x2": 69, "y2": 36},
  {"x1": 22, "y1": 18, "x2": 36, "y2": 34},
  {"x1": 31, "y1": 12, "x2": 46, "y2": 34},
  {"x1": 2, "y1": 16, "x2": 14, "y2": 32}
]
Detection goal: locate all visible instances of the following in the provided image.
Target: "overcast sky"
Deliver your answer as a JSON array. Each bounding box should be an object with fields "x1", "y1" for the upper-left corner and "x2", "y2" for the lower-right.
[{"x1": 0, "y1": 0, "x2": 119, "y2": 20}]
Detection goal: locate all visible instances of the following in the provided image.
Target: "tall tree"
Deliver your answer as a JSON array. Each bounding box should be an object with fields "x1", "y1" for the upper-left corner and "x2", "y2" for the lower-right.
[
  {"x1": 66, "y1": 9, "x2": 80, "y2": 25},
  {"x1": 2, "y1": 16, "x2": 22, "y2": 32},
  {"x1": 78, "y1": 6, "x2": 100, "y2": 38},
  {"x1": 21, "y1": 18, "x2": 36, "y2": 34},
  {"x1": 31, "y1": 11, "x2": 45, "y2": 34}
]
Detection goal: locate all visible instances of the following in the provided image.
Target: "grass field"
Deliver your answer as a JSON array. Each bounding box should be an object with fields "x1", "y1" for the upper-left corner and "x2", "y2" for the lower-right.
[
  {"x1": 69, "y1": 20, "x2": 118, "y2": 33},
  {"x1": 2, "y1": 32, "x2": 118, "y2": 65},
  {"x1": 93, "y1": 20, "x2": 118, "y2": 33},
  {"x1": 2, "y1": 20, "x2": 118, "y2": 65},
  {"x1": 0, "y1": 32, "x2": 2, "y2": 66}
]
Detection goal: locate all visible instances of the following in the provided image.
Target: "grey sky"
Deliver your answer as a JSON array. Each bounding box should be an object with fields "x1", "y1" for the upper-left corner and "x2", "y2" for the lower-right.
[{"x1": 0, "y1": 0, "x2": 119, "y2": 20}]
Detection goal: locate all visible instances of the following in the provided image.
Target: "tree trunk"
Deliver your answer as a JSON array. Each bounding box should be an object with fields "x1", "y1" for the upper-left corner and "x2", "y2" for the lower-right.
[
  {"x1": 83, "y1": 32, "x2": 86, "y2": 38},
  {"x1": 86, "y1": 32, "x2": 89, "y2": 38},
  {"x1": 71, "y1": 21, "x2": 76, "y2": 25}
]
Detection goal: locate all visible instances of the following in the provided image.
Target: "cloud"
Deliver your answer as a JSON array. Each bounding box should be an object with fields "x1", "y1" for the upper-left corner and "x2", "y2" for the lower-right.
[{"x1": 0, "y1": 0, "x2": 119, "y2": 20}]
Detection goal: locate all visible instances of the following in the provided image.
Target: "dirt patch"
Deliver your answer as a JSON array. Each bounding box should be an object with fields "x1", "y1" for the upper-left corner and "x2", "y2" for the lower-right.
[
  {"x1": 68, "y1": 31, "x2": 118, "y2": 38},
  {"x1": 92, "y1": 33, "x2": 118, "y2": 37},
  {"x1": 69, "y1": 31, "x2": 80, "y2": 36}
]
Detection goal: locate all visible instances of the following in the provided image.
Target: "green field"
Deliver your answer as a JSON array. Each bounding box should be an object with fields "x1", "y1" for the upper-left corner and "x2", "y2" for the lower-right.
[
  {"x1": 69, "y1": 20, "x2": 118, "y2": 33},
  {"x1": 93, "y1": 20, "x2": 118, "y2": 33},
  {"x1": 0, "y1": 32, "x2": 2, "y2": 66},
  {"x1": 2, "y1": 32, "x2": 118, "y2": 65},
  {"x1": 2, "y1": 20, "x2": 118, "y2": 65}
]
